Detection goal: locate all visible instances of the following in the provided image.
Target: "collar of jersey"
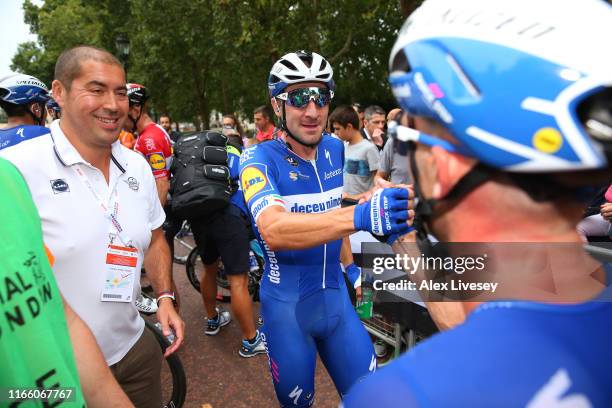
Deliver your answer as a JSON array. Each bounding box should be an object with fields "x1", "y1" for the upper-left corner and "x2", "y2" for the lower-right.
[
  {"x1": 472, "y1": 298, "x2": 610, "y2": 317},
  {"x1": 50, "y1": 119, "x2": 127, "y2": 172},
  {"x1": 279, "y1": 134, "x2": 328, "y2": 163}
]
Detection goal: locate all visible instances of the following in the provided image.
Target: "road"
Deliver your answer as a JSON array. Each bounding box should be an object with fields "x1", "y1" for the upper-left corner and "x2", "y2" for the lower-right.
[{"x1": 157, "y1": 254, "x2": 341, "y2": 408}]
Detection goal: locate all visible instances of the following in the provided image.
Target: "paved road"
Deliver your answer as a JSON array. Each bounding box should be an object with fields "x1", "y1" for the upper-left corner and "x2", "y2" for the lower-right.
[{"x1": 156, "y1": 255, "x2": 341, "y2": 408}]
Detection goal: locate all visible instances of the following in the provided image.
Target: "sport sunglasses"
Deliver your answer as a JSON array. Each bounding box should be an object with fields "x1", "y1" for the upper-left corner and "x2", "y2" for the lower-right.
[{"x1": 276, "y1": 87, "x2": 334, "y2": 108}]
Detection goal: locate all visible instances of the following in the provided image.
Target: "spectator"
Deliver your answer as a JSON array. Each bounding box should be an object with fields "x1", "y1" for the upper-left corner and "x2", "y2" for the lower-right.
[
  {"x1": 159, "y1": 114, "x2": 182, "y2": 143},
  {"x1": 253, "y1": 105, "x2": 276, "y2": 143},
  {"x1": 221, "y1": 113, "x2": 245, "y2": 147},
  {"x1": 352, "y1": 103, "x2": 365, "y2": 130},
  {"x1": 374, "y1": 108, "x2": 412, "y2": 188},
  {"x1": 362, "y1": 105, "x2": 386, "y2": 150},
  {"x1": 1, "y1": 45, "x2": 184, "y2": 407},
  {"x1": 329, "y1": 105, "x2": 380, "y2": 199}
]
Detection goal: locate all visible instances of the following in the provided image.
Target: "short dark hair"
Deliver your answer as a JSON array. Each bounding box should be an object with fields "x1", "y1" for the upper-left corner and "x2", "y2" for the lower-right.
[
  {"x1": 0, "y1": 101, "x2": 29, "y2": 117},
  {"x1": 254, "y1": 105, "x2": 274, "y2": 123},
  {"x1": 55, "y1": 45, "x2": 123, "y2": 90},
  {"x1": 329, "y1": 105, "x2": 360, "y2": 130},
  {"x1": 223, "y1": 113, "x2": 244, "y2": 135},
  {"x1": 364, "y1": 105, "x2": 386, "y2": 121},
  {"x1": 159, "y1": 113, "x2": 171, "y2": 121}
]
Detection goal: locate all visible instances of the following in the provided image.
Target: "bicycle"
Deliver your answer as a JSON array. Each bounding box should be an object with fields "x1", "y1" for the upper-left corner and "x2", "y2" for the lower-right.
[
  {"x1": 142, "y1": 318, "x2": 187, "y2": 408},
  {"x1": 185, "y1": 239, "x2": 264, "y2": 301},
  {"x1": 173, "y1": 220, "x2": 194, "y2": 265}
]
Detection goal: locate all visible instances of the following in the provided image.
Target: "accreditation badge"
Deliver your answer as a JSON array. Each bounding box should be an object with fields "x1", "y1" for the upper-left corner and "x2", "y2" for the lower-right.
[{"x1": 101, "y1": 244, "x2": 138, "y2": 302}]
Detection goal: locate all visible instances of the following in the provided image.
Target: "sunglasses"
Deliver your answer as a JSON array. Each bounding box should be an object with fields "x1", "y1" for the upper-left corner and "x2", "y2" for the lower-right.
[
  {"x1": 277, "y1": 87, "x2": 334, "y2": 109},
  {"x1": 388, "y1": 111, "x2": 472, "y2": 157}
]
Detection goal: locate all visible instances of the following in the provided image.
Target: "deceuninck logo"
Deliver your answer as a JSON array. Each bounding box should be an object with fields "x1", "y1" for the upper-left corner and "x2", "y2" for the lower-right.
[{"x1": 50, "y1": 179, "x2": 70, "y2": 194}]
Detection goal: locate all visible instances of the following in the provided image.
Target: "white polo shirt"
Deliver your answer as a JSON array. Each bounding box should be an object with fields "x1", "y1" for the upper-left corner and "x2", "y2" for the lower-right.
[{"x1": 1, "y1": 120, "x2": 165, "y2": 365}]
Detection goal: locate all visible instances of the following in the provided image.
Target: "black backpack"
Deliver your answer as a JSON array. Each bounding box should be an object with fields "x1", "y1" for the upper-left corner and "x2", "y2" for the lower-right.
[{"x1": 170, "y1": 131, "x2": 233, "y2": 219}]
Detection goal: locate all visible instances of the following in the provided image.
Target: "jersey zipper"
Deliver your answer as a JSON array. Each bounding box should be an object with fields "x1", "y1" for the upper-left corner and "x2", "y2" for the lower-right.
[{"x1": 309, "y1": 158, "x2": 326, "y2": 289}]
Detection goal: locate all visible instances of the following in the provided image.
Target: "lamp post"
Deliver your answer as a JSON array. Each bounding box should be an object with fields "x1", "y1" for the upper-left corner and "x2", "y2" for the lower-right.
[{"x1": 115, "y1": 34, "x2": 130, "y2": 79}]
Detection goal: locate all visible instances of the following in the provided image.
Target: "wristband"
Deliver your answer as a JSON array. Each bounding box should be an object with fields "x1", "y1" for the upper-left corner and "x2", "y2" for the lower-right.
[{"x1": 156, "y1": 291, "x2": 176, "y2": 304}]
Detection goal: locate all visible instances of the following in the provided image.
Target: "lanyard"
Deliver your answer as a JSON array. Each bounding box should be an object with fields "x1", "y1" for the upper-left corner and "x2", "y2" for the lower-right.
[{"x1": 72, "y1": 165, "x2": 133, "y2": 246}]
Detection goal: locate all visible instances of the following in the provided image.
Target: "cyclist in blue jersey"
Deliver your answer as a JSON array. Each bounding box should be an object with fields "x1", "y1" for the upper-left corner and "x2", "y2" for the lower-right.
[
  {"x1": 0, "y1": 73, "x2": 50, "y2": 150},
  {"x1": 239, "y1": 50, "x2": 414, "y2": 407},
  {"x1": 343, "y1": 0, "x2": 612, "y2": 407},
  {"x1": 46, "y1": 92, "x2": 62, "y2": 121}
]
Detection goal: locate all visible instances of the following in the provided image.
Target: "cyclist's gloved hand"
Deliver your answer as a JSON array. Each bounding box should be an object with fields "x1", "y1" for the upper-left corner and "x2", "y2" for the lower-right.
[
  {"x1": 353, "y1": 188, "x2": 413, "y2": 245},
  {"x1": 345, "y1": 263, "x2": 361, "y2": 289}
]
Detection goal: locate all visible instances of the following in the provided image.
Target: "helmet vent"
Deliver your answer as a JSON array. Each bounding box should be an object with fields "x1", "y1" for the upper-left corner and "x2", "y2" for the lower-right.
[
  {"x1": 319, "y1": 59, "x2": 328, "y2": 72},
  {"x1": 390, "y1": 49, "x2": 411, "y2": 75},
  {"x1": 286, "y1": 75, "x2": 305, "y2": 80},
  {"x1": 279, "y1": 59, "x2": 298, "y2": 71}
]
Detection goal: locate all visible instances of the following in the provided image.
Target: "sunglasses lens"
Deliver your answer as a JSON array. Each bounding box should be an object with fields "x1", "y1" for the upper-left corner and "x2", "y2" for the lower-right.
[{"x1": 287, "y1": 88, "x2": 331, "y2": 108}]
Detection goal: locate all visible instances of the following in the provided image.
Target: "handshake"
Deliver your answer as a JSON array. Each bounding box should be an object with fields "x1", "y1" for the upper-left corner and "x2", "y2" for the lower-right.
[{"x1": 353, "y1": 187, "x2": 414, "y2": 244}]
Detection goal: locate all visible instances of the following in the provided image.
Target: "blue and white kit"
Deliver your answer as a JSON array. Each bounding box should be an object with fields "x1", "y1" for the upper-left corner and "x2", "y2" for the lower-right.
[
  {"x1": 0, "y1": 125, "x2": 49, "y2": 151},
  {"x1": 343, "y1": 300, "x2": 612, "y2": 407},
  {"x1": 240, "y1": 135, "x2": 376, "y2": 407}
]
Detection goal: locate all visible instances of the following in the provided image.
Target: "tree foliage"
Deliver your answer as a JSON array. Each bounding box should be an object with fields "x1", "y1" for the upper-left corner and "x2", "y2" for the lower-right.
[{"x1": 11, "y1": 0, "x2": 423, "y2": 126}]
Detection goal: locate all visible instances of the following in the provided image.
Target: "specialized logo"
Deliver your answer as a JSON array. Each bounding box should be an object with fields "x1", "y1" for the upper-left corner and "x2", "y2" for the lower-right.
[
  {"x1": 324, "y1": 149, "x2": 332, "y2": 167},
  {"x1": 289, "y1": 386, "x2": 303, "y2": 406},
  {"x1": 124, "y1": 176, "x2": 139, "y2": 191},
  {"x1": 533, "y1": 127, "x2": 563, "y2": 154},
  {"x1": 16, "y1": 128, "x2": 25, "y2": 138},
  {"x1": 284, "y1": 155, "x2": 298, "y2": 167},
  {"x1": 369, "y1": 354, "x2": 377, "y2": 372},
  {"x1": 147, "y1": 152, "x2": 166, "y2": 170},
  {"x1": 241, "y1": 165, "x2": 270, "y2": 202},
  {"x1": 50, "y1": 179, "x2": 70, "y2": 194}
]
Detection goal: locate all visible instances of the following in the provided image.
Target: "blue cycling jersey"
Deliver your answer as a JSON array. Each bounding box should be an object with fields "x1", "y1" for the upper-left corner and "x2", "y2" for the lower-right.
[
  {"x1": 239, "y1": 135, "x2": 345, "y2": 301},
  {"x1": 240, "y1": 135, "x2": 376, "y2": 407},
  {"x1": 0, "y1": 125, "x2": 49, "y2": 150},
  {"x1": 343, "y1": 300, "x2": 612, "y2": 408}
]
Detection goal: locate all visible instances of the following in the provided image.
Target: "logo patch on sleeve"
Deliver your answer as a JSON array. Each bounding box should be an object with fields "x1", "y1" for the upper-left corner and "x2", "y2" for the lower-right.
[
  {"x1": 147, "y1": 152, "x2": 166, "y2": 170},
  {"x1": 241, "y1": 165, "x2": 270, "y2": 202}
]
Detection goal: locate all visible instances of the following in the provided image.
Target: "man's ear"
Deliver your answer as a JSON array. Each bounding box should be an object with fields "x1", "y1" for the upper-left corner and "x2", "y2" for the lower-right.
[
  {"x1": 271, "y1": 98, "x2": 282, "y2": 118},
  {"x1": 51, "y1": 80, "x2": 65, "y2": 109},
  {"x1": 430, "y1": 146, "x2": 477, "y2": 199}
]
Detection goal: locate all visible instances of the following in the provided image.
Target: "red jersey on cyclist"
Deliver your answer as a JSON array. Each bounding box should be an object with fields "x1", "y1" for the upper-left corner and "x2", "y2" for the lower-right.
[{"x1": 128, "y1": 83, "x2": 173, "y2": 204}]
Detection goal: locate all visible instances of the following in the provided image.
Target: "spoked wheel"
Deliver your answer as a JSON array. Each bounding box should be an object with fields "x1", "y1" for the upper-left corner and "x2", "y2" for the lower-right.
[
  {"x1": 185, "y1": 246, "x2": 263, "y2": 299},
  {"x1": 143, "y1": 319, "x2": 187, "y2": 408}
]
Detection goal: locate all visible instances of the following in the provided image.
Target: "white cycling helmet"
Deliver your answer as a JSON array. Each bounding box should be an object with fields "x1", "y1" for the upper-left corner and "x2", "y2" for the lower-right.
[{"x1": 268, "y1": 50, "x2": 335, "y2": 97}]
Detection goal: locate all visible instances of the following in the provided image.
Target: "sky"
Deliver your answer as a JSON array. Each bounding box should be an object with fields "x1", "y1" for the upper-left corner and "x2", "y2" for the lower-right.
[{"x1": 0, "y1": 1, "x2": 39, "y2": 79}]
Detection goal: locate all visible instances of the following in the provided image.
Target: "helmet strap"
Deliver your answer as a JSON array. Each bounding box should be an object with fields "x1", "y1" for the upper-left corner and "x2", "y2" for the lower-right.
[{"x1": 128, "y1": 105, "x2": 143, "y2": 133}]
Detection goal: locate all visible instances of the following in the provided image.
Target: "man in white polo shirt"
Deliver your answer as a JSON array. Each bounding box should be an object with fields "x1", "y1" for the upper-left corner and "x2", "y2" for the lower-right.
[{"x1": 1, "y1": 45, "x2": 184, "y2": 407}]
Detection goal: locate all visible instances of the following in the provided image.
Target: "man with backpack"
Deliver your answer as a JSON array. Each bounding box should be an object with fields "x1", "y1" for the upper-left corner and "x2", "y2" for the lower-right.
[{"x1": 172, "y1": 130, "x2": 265, "y2": 357}]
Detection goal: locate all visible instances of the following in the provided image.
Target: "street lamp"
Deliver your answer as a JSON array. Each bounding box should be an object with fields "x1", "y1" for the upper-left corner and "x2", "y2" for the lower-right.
[{"x1": 115, "y1": 34, "x2": 130, "y2": 78}]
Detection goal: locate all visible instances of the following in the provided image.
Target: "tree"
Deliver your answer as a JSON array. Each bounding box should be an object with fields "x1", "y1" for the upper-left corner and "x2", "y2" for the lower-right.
[{"x1": 11, "y1": 0, "x2": 419, "y2": 123}]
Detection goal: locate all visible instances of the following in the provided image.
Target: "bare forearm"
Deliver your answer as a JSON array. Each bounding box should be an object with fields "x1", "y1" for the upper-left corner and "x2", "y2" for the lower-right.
[
  {"x1": 340, "y1": 236, "x2": 354, "y2": 266},
  {"x1": 144, "y1": 230, "x2": 173, "y2": 293},
  {"x1": 155, "y1": 177, "x2": 170, "y2": 207},
  {"x1": 64, "y1": 300, "x2": 134, "y2": 407},
  {"x1": 258, "y1": 207, "x2": 356, "y2": 250}
]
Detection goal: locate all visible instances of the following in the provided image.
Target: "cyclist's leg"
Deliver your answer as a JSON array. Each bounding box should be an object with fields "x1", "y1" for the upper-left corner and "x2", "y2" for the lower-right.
[
  {"x1": 216, "y1": 209, "x2": 257, "y2": 340},
  {"x1": 316, "y1": 286, "x2": 376, "y2": 396},
  {"x1": 190, "y1": 216, "x2": 220, "y2": 318},
  {"x1": 261, "y1": 292, "x2": 317, "y2": 407}
]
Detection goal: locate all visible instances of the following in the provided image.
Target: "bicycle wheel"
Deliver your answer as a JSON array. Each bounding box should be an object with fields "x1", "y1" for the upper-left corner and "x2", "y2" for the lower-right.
[
  {"x1": 144, "y1": 319, "x2": 187, "y2": 408},
  {"x1": 185, "y1": 247, "x2": 203, "y2": 292}
]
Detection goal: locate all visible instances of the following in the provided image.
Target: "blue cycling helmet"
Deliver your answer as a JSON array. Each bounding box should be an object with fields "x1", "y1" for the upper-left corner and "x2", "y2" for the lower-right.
[
  {"x1": 268, "y1": 50, "x2": 335, "y2": 97},
  {"x1": 388, "y1": 0, "x2": 612, "y2": 172},
  {"x1": 0, "y1": 74, "x2": 49, "y2": 106}
]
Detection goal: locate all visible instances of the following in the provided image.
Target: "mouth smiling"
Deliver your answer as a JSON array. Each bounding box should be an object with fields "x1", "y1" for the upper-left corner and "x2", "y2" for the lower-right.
[{"x1": 94, "y1": 115, "x2": 120, "y2": 128}]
